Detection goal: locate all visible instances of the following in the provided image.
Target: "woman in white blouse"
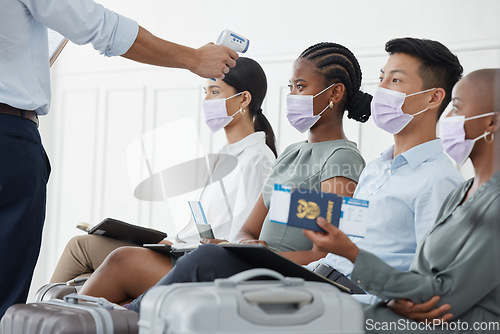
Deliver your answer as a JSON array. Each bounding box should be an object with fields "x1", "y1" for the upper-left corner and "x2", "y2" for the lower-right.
[{"x1": 49, "y1": 57, "x2": 277, "y2": 283}]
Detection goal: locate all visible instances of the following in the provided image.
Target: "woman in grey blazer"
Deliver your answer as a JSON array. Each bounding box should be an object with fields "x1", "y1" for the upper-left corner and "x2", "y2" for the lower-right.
[{"x1": 305, "y1": 68, "x2": 500, "y2": 333}]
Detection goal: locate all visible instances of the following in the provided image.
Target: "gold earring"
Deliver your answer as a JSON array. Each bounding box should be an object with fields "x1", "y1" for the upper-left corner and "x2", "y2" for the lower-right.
[
  {"x1": 239, "y1": 108, "x2": 246, "y2": 114},
  {"x1": 485, "y1": 131, "x2": 494, "y2": 143},
  {"x1": 329, "y1": 101, "x2": 334, "y2": 109}
]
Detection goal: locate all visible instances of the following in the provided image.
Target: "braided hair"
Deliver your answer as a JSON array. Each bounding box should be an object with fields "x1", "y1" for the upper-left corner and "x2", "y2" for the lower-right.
[{"x1": 299, "y1": 42, "x2": 371, "y2": 122}]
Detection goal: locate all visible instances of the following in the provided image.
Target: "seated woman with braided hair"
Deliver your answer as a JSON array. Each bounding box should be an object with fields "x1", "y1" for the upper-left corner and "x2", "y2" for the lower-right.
[{"x1": 78, "y1": 42, "x2": 372, "y2": 304}]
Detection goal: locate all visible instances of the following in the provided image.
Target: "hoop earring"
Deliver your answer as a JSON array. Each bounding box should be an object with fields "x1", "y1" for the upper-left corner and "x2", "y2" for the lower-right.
[
  {"x1": 329, "y1": 101, "x2": 334, "y2": 109},
  {"x1": 485, "y1": 131, "x2": 494, "y2": 143}
]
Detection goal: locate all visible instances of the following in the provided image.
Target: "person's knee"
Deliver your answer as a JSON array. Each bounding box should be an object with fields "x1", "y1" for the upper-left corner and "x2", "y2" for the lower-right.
[
  {"x1": 67, "y1": 234, "x2": 88, "y2": 245},
  {"x1": 65, "y1": 235, "x2": 91, "y2": 253},
  {"x1": 176, "y1": 244, "x2": 227, "y2": 272},
  {"x1": 67, "y1": 235, "x2": 122, "y2": 256},
  {"x1": 104, "y1": 246, "x2": 142, "y2": 270},
  {"x1": 192, "y1": 244, "x2": 225, "y2": 261},
  {"x1": 106, "y1": 246, "x2": 136, "y2": 263}
]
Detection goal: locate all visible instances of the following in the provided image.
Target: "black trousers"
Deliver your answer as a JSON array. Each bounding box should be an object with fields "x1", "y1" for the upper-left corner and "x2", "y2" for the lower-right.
[
  {"x1": 129, "y1": 244, "x2": 254, "y2": 312},
  {"x1": 0, "y1": 114, "x2": 50, "y2": 317}
]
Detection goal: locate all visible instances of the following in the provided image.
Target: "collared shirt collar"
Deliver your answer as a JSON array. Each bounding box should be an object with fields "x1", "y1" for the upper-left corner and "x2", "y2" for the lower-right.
[
  {"x1": 381, "y1": 139, "x2": 444, "y2": 169},
  {"x1": 222, "y1": 131, "x2": 266, "y2": 156}
]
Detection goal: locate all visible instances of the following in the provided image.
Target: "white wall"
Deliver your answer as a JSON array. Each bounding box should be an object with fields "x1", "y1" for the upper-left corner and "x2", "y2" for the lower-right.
[{"x1": 31, "y1": 0, "x2": 500, "y2": 299}]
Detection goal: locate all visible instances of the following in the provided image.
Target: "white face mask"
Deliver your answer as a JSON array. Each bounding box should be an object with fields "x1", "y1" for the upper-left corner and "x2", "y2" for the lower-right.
[
  {"x1": 201, "y1": 92, "x2": 243, "y2": 132},
  {"x1": 371, "y1": 87, "x2": 436, "y2": 134},
  {"x1": 286, "y1": 83, "x2": 336, "y2": 133},
  {"x1": 439, "y1": 112, "x2": 496, "y2": 165}
]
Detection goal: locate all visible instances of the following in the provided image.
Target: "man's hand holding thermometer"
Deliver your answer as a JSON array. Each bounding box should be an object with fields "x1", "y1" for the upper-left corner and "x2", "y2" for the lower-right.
[{"x1": 210, "y1": 29, "x2": 249, "y2": 80}]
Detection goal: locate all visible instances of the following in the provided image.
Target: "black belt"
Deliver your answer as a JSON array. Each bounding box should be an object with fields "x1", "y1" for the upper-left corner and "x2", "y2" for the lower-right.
[{"x1": 0, "y1": 103, "x2": 39, "y2": 127}]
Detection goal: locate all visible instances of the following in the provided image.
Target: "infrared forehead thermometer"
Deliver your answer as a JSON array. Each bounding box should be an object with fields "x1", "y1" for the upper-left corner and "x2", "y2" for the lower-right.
[
  {"x1": 216, "y1": 29, "x2": 249, "y2": 53},
  {"x1": 209, "y1": 30, "x2": 249, "y2": 81}
]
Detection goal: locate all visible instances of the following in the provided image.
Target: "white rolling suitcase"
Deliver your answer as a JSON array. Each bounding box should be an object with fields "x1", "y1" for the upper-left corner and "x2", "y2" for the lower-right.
[{"x1": 138, "y1": 269, "x2": 364, "y2": 334}]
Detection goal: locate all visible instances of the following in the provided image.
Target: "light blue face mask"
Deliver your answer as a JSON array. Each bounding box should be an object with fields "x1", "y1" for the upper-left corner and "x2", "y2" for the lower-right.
[{"x1": 286, "y1": 83, "x2": 337, "y2": 133}]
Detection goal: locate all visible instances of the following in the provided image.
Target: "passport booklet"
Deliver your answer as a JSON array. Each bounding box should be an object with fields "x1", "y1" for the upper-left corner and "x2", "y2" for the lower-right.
[{"x1": 269, "y1": 184, "x2": 368, "y2": 237}]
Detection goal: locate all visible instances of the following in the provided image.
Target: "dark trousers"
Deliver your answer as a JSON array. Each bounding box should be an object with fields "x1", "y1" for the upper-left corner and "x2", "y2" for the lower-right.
[
  {"x1": 129, "y1": 244, "x2": 254, "y2": 312},
  {"x1": 0, "y1": 114, "x2": 50, "y2": 318}
]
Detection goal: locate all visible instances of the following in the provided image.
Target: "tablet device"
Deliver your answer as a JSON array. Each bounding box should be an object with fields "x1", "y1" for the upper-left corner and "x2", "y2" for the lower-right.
[
  {"x1": 143, "y1": 243, "x2": 199, "y2": 258},
  {"x1": 88, "y1": 218, "x2": 167, "y2": 245},
  {"x1": 143, "y1": 244, "x2": 172, "y2": 254},
  {"x1": 220, "y1": 244, "x2": 365, "y2": 294}
]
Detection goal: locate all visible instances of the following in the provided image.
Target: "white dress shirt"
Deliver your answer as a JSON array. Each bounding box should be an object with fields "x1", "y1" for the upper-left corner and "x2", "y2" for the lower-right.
[{"x1": 0, "y1": 0, "x2": 138, "y2": 115}]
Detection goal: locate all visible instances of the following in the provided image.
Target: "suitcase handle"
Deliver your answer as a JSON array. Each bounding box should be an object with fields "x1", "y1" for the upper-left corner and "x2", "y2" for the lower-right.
[
  {"x1": 243, "y1": 289, "x2": 313, "y2": 307},
  {"x1": 63, "y1": 293, "x2": 124, "y2": 310},
  {"x1": 219, "y1": 269, "x2": 325, "y2": 326},
  {"x1": 217, "y1": 269, "x2": 303, "y2": 288}
]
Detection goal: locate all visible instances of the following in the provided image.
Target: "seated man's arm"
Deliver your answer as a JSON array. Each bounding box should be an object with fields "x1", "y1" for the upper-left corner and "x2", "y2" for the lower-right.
[
  {"x1": 306, "y1": 207, "x2": 500, "y2": 321},
  {"x1": 413, "y1": 176, "x2": 462, "y2": 243}
]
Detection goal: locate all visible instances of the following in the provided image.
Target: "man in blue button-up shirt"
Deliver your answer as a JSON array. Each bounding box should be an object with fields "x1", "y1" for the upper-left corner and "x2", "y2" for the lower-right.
[
  {"x1": 0, "y1": 0, "x2": 238, "y2": 317},
  {"x1": 307, "y1": 38, "x2": 465, "y2": 303}
]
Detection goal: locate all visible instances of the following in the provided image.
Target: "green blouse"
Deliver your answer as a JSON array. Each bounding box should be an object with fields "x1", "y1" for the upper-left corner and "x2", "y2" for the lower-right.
[{"x1": 259, "y1": 139, "x2": 365, "y2": 252}]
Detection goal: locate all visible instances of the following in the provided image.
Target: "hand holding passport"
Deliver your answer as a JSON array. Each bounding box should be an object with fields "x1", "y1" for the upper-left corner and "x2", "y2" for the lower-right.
[{"x1": 269, "y1": 184, "x2": 368, "y2": 237}]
